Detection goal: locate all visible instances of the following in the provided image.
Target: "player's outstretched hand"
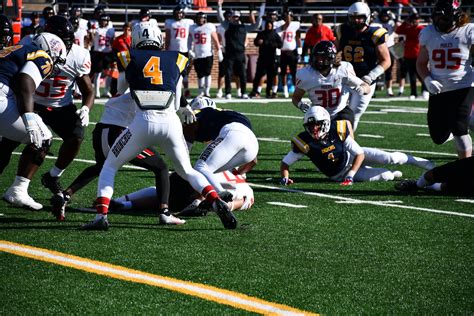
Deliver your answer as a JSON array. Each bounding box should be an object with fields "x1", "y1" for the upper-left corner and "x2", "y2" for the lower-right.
[
  {"x1": 280, "y1": 177, "x2": 294, "y2": 186},
  {"x1": 178, "y1": 105, "x2": 196, "y2": 124},
  {"x1": 340, "y1": 176, "x2": 353, "y2": 186}
]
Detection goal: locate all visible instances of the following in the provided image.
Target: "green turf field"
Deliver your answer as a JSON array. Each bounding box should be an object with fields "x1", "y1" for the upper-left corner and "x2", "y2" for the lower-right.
[{"x1": 1, "y1": 96, "x2": 473, "y2": 314}]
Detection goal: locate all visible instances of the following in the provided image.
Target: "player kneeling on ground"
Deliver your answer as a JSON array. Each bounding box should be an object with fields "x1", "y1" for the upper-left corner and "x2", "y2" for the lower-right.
[{"x1": 280, "y1": 106, "x2": 435, "y2": 185}]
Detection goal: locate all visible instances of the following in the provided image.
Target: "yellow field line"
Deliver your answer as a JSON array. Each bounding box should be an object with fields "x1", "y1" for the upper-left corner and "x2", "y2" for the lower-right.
[{"x1": 0, "y1": 240, "x2": 318, "y2": 315}]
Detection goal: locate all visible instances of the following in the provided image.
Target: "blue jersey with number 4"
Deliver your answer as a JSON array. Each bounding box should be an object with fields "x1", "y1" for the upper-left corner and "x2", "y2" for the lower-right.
[
  {"x1": 118, "y1": 49, "x2": 188, "y2": 93},
  {"x1": 0, "y1": 44, "x2": 54, "y2": 86}
]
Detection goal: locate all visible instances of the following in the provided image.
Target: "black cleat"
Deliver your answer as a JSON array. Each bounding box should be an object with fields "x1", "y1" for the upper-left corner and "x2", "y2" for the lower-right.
[
  {"x1": 81, "y1": 217, "x2": 109, "y2": 231},
  {"x1": 212, "y1": 199, "x2": 237, "y2": 229},
  {"x1": 50, "y1": 191, "x2": 70, "y2": 221},
  {"x1": 395, "y1": 179, "x2": 419, "y2": 192},
  {"x1": 41, "y1": 172, "x2": 63, "y2": 194}
]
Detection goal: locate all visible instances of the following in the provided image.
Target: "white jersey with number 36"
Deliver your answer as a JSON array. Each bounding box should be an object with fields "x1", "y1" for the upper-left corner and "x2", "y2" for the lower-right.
[
  {"x1": 295, "y1": 62, "x2": 357, "y2": 118},
  {"x1": 189, "y1": 23, "x2": 216, "y2": 58},
  {"x1": 34, "y1": 44, "x2": 91, "y2": 107},
  {"x1": 419, "y1": 23, "x2": 474, "y2": 93}
]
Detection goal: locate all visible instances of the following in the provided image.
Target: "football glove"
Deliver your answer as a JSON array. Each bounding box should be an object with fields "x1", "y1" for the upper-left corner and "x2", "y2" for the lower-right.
[
  {"x1": 218, "y1": 49, "x2": 224, "y2": 63},
  {"x1": 423, "y1": 76, "x2": 443, "y2": 95},
  {"x1": 188, "y1": 50, "x2": 196, "y2": 59},
  {"x1": 280, "y1": 177, "x2": 294, "y2": 186},
  {"x1": 297, "y1": 101, "x2": 311, "y2": 113},
  {"x1": 75, "y1": 106, "x2": 90, "y2": 127},
  {"x1": 21, "y1": 112, "x2": 44, "y2": 148},
  {"x1": 361, "y1": 75, "x2": 373, "y2": 85},
  {"x1": 340, "y1": 176, "x2": 354, "y2": 186},
  {"x1": 178, "y1": 105, "x2": 196, "y2": 124}
]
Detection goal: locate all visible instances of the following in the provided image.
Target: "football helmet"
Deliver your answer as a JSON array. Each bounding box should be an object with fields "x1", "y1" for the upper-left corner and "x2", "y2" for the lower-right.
[
  {"x1": 196, "y1": 12, "x2": 207, "y2": 25},
  {"x1": 32, "y1": 32, "x2": 67, "y2": 72},
  {"x1": 99, "y1": 14, "x2": 110, "y2": 27},
  {"x1": 70, "y1": 17, "x2": 80, "y2": 32},
  {"x1": 0, "y1": 15, "x2": 13, "y2": 49},
  {"x1": 131, "y1": 21, "x2": 163, "y2": 50},
  {"x1": 70, "y1": 5, "x2": 83, "y2": 18},
  {"x1": 190, "y1": 96, "x2": 216, "y2": 111},
  {"x1": 45, "y1": 15, "x2": 75, "y2": 52},
  {"x1": 139, "y1": 8, "x2": 151, "y2": 20},
  {"x1": 432, "y1": 0, "x2": 462, "y2": 33},
  {"x1": 42, "y1": 6, "x2": 55, "y2": 18},
  {"x1": 303, "y1": 106, "x2": 331, "y2": 141},
  {"x1": 173, "y1": 5, "x2": 185, "y2": 20},
  {"x1": 347, "y1": 2, "x2": 371, "y2": 30},
  {"x1": 312, "y1": 41, "x2": 337, "y2": 72}
]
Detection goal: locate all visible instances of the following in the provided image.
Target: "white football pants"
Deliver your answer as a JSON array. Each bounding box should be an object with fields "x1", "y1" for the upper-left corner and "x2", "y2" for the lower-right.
[{"x1": 349, "y1": 82, "x2": 376, "y2": 131}]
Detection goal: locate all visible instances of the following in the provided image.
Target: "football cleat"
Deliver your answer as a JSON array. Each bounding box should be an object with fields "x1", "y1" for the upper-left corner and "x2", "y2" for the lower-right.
[
  {"x1": 394, "y1": 180, "x2": 419, "y2": 192},
  {"x1": 159, "y1": 213, "x2": 186, "y2": 225},
  {"x1": 41, "y1": 172, "x2": 63, "y2": 194},
  {"x1": 81, "y1": 215, "x2": 109, "y2": 231},
  {"x1": 175, "y1": 199, "x2": 208, "y2": 217},
  {"x1": 50, "y1": 191, "x2": 70, "y2": 221},
  {"x1": 3, "y1": 187, "x2": 43, "y2": 210},
  {"x1": 212, "y1": 198, "x2": 237, "y2": 229}
]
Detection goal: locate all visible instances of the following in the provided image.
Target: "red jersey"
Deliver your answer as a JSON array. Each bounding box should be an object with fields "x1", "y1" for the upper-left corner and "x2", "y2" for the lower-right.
[
  {"x1": 396, "y1": 23, "x2": 424, "y2": 59},
  {"x1": 112, "y1": 34, "x2": 131, "y2": 52},
  {"x1": 304, "y1": 24, "x2": 335, "y2": 47}
]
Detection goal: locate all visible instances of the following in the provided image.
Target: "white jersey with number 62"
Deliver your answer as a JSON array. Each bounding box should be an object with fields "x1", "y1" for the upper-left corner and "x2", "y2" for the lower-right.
[{"x1": 419, "y1": 23, "x2": 474, "y2": 93}]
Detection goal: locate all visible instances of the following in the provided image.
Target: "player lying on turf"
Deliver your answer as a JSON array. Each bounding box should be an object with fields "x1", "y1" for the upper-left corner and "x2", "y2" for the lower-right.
[
  {"x1": 110, "y1": 170, "x2": 254, "y2": 217},
  {"x1": 280, "y1": 106, "x2": 435, "y2": 186},
  {"x1": 395, "y1": 156, "x2": 474, "y2": 195}
]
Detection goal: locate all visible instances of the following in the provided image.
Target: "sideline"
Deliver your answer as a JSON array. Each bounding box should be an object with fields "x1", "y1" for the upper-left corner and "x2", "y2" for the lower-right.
[{"x1": 0, "y1": 240, "x2": 317, "y2": 315}]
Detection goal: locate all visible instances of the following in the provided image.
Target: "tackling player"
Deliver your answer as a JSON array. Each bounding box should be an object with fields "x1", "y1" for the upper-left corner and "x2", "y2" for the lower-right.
[
  {"x1": 280, "y1": 107, "x2": 434, "y2": 185},
  {"x1": 189, "y1": 12, "x2": 222, "y2": 98},
  {"x1": 292, "y1": 41, "x2": 370, "y2": 130},
  {"x1": 0, "y1": 33, "x2": 67, "y2": 209},
  {"x1": 82, "y1": 21, "x2": 237, "y2": 230},
  {"x1": 416, "y1": 0, "x2": 474, "y2": 159},
  {"x1": 335, "y1": 2, "x2": 391, "y2": 130}
]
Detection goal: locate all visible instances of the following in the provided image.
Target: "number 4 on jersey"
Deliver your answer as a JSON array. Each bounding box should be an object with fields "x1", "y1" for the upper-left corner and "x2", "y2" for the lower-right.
[{"x1": 143, "y1": 56, "x2": 163, "y2": 85}]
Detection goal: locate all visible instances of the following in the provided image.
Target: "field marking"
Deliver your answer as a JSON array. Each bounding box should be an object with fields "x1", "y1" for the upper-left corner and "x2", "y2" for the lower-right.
[
  {"x1": 267, "y1": 202, "x2": 307, "y2": 208},
  {"x1": 0, "y1": 240, "x2": 317, "y2": 316},
  {"x1": 358, "y1": 134, "x2": 384, "y2": 139},
  {"x1": 251, "y1": 183, "x2": 474, "y2": 219},
  {"x1": 456, "y1": 199, "x2": 474, "y2": 204},
  {"x1": 335, "y1": 200, "x2": 403, "y2": 204}
]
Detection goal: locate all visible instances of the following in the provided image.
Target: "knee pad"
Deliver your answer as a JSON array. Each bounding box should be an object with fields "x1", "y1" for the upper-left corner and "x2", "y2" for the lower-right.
[
  {"x1": 454, "y1": 134, "x2": 472, "y2": 153},
  {"x1": 30, "y1": 138, "x2": 52, "y2": 165},
  {"x1": 72, "y1": 125, "x2": 85, "y2": 140}
]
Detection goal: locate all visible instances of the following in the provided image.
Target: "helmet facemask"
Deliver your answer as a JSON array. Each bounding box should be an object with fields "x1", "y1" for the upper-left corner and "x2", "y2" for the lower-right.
[{"x1": 304, "y1": 118, "x2": 330, "y2": 141}]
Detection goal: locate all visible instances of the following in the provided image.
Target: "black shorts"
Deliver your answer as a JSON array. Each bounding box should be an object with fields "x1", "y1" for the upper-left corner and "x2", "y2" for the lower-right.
[
  {"x1": 333, "y1": 106, "x2": 355, "y2": 127},
  {"x1": 428, "y1": 87, "x2": 474, "y2": 144},
  {"x1": 34, "y1": 103, "x2": 84, "y2": 139},
  {"x1": 194, "y1": 56, "x2": 213, "y2": 78},
  {"x1": 91, "y1": 51, "x2": 115, "y2": 74},
  {"x1": 92, "y1": 123, "x2": 160, "y2": 167},
  {"x1": 280, "y1": 50, "x2": 297, "y2": 76}
]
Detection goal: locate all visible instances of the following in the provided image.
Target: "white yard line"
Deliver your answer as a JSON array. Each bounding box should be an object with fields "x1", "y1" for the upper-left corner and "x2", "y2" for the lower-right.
[
  {"x1": 358, "y1": 134, "x2": 384, "y2": 138},
  {"x1": 456, "y1": 199, "x2": 474, "y2": 204},
  {"x1": 267, "y1": 202, "x2": 307, "y2": 208}
]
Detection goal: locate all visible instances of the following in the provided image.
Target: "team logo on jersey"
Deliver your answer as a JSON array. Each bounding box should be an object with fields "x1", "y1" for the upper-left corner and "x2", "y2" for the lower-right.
[
  {"x1": 327, "y1": 152, "x2": 337, "y2": 162},
  {"x1": 40, "y1": 60, "x2": 53, "y2": 77},
  {"x1": 199, "y1": 137, "x2": 223, "y2": 161},
  {"x1": 321, "y1": 145, "x2": 335, "y2": 154},
  {"x1": 112, "y1": 129, "x2": 132, "y2": 157}
]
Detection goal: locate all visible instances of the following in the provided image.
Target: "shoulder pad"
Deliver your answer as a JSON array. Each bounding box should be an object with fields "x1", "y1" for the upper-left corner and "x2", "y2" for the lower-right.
[
  {"x1": 117, "y1": 50, "x2": 130, "y2": 69},
  {"x1": 369, "y1": 26, "x2": 388, "y2": 45},
  {"x1": 176, "y1": 53, "x2": 189, "y2": 73},
  {"x1": 291, "y1": 134, "x2": 310, "y2": 154},
  {"x1": 335, "y1": 120, "x2": 348, "y2": 141}
]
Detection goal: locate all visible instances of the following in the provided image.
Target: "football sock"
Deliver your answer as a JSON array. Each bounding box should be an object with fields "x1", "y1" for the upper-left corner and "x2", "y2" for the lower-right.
[
  {"x1": 387, "y1": 87, "x2": 393, "y2": 95},
  {"x1": 12, "y1": 176, "x2": 30, "y2": 192},
  {"x1": 416, "y1": 172, "x2": 432, "y2": 188},
  {"x1": 272, "y1": 85, "x2": 278, "y2": 93},
  {"x1": 201, "y1": 185, "x2": 219, "y2": 203},
  {"x1": 425, "y1": 183, "x2": 442, "y2": 191},
  {"x1": 399, "y1": 86, "x2": 404, "y2": 94},
  {"x1": 95, "y1": 197, "x2": 110, "y2": 215},
  {"x1": 205, "y1": 76, "x2": 212, "y2": 96},
  {"x1": 49, "y1": 165, "x2": 64, "y2": 178},
  {"x1": 257, "y1": 86, "x2": 262, "y2": 93}
]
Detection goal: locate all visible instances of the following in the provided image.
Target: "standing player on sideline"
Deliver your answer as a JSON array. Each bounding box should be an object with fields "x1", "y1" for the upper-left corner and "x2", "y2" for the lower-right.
[
  {"x1": 165, "y1": 5, "x2": 194, "y2": 98},
  {"x1": 335, "y1": 2, "x2": 391, "y2": 131},
  {"x1": 292, "y1": 41, "x2": 370, "y2": 130},
  {"x1": 189, "y1": 12, "x2": 222, "y2": 98},
  {"x1": 276, "y1": 10, "x2": 301, "y2": 99},
  {"x1": 416, "y1": 0, "x2": 474, "y2": 159},
  {"x1": 82, "y1": 22, "x2": 236, "y2": 230},
  {"x1": 1, "y1": 33, "x2": 67, "y2": 209}
]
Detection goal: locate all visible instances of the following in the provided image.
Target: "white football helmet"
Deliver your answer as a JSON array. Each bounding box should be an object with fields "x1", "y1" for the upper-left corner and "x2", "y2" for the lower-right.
[
  {"x1": 347, "y1": 2, "x2": 371, "y2": 29},
  {"x1": 32, "y1": 32, "x2": 67, "y2": 67},
  {"x1": 190, "y1": 96, "x2": 217, "y2": 111},
  {"x1": 131, "y1": 21, "x2": 163, "y2": 50},
  {"x1": 303, "y1": 106, "x2": 331, "y2": 140}
]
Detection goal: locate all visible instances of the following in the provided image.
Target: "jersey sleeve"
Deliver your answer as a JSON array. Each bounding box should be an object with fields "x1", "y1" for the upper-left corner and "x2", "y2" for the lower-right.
[
  {"x1": 344, "y1": 135, "x2": 364, "y2": 156},
  {"x1": 418, "y1": 27, "x2": 429, "y2": 46},
  {"x1": 77, "y1": 48, "x2": 92, "y2": 76},
  {"x1": 26, "y1": 49, "x2": 54, "y2": 78},
  {"x1": 466, "y1": 23, "x2": 474, "y2": 45},
  {"x1": 117, "y1": 50, "x2": 130, "y2": 69},
  {"x1": 371, "y1": 27, "x2": 387, "y2": 45},
  {"x1": 295, "y1": 68, "x2": 308, "y2": 90},
  {"x1": 291, "y1": 134, "x2": 310, "y2": 154},
  {"x1": 176, "y1": 53, "x2": 189, "y2": 76},
  {"x1": 335, "y1": 120, "x2": 349, "y2": 141}
]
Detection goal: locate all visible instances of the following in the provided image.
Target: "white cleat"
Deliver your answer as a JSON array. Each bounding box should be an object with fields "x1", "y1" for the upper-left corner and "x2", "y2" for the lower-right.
[
  {"x1": 392, "y1": 171, "x2": 403, "y2": 178},
  {"x1": 3, "y1": 188, "x2": 43, "y2": 210},
  {"x1": 159, "y1": 214, "x2": 186, "y2": 225},
  {"x1": 216, "y1": 89, "x2": 223, "y2": 98}
]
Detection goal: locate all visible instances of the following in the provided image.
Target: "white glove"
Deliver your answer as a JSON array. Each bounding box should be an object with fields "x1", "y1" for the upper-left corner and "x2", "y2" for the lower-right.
[
  {"x1": 21, "y1": 112, "x2": 43, "y2": 148},
  {"x1": 361, "y1": 75, "x2": 373, "y2": 85},
  {"x1": 75, "y1": 106, "x2": 90, "y2": 127},
  {"x1": 354, "y1": 84, "x2": 366, "y2": 95},
  {"x1": 218, "y1": 49, "x2": 224, "y2": 63},
  {"x1": 297, "y1": 101, "x2": 311, "y2": 113},
  {"x1": 423, "y1": 76, "x2": 443, "y2": 95},
  {"x1": 178, "y1": 105, "x2": 196, "y2": 124},
  {"x1": 188, "y1": 50, "x2": 196, "y2": 59}
]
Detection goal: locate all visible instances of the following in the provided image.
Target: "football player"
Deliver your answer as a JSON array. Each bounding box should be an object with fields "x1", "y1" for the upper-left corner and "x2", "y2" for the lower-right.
[
  {"x1": 183, "y1": 98, "x2": 259, "y2": 193},
  {"x1": 0, "y1": 15, "x2": 12, "y2": 50},
  {"x1": 280, "y1": 107, "x2": 434, "y2": 185},
  {"x1": 335, "y1": 2, "x2": 391, "y2": 130},
  {"x1": 292, "y1": 41, "x2": 370, "y2": 131},
  {"x1": 164, "y1": 5, "x2": 194, "y2": 98},
  {"x1": 82, "y1": 21, "x2": 236, "y2": 230},
  {"x1": 52, "y1": 93, "x2": 171, "y2": 222},
  {"x1": 69, "y1": 5, "x2": 88, "y2": 32},
  {"x1": 0, "y1": 33, "x2": 67, "y2": 209},
  {"x1": 109, "y1": 170, "x2": 255, "y2": 216},
  {"x1": 275, "y1": 10, "x2": 302, "y2": 99},
  {"x1": 189, "y1": 12, "x2": 222, "y2": 98},
  {"x1": 416, "y1": 0, "x2": 474, "y2": 159}
]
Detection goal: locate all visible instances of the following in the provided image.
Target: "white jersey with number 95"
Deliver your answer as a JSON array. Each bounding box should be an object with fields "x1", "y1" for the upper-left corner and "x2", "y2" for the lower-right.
[{"x1": 419, "y1": 23, "x2": 474, "y2": 93}]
